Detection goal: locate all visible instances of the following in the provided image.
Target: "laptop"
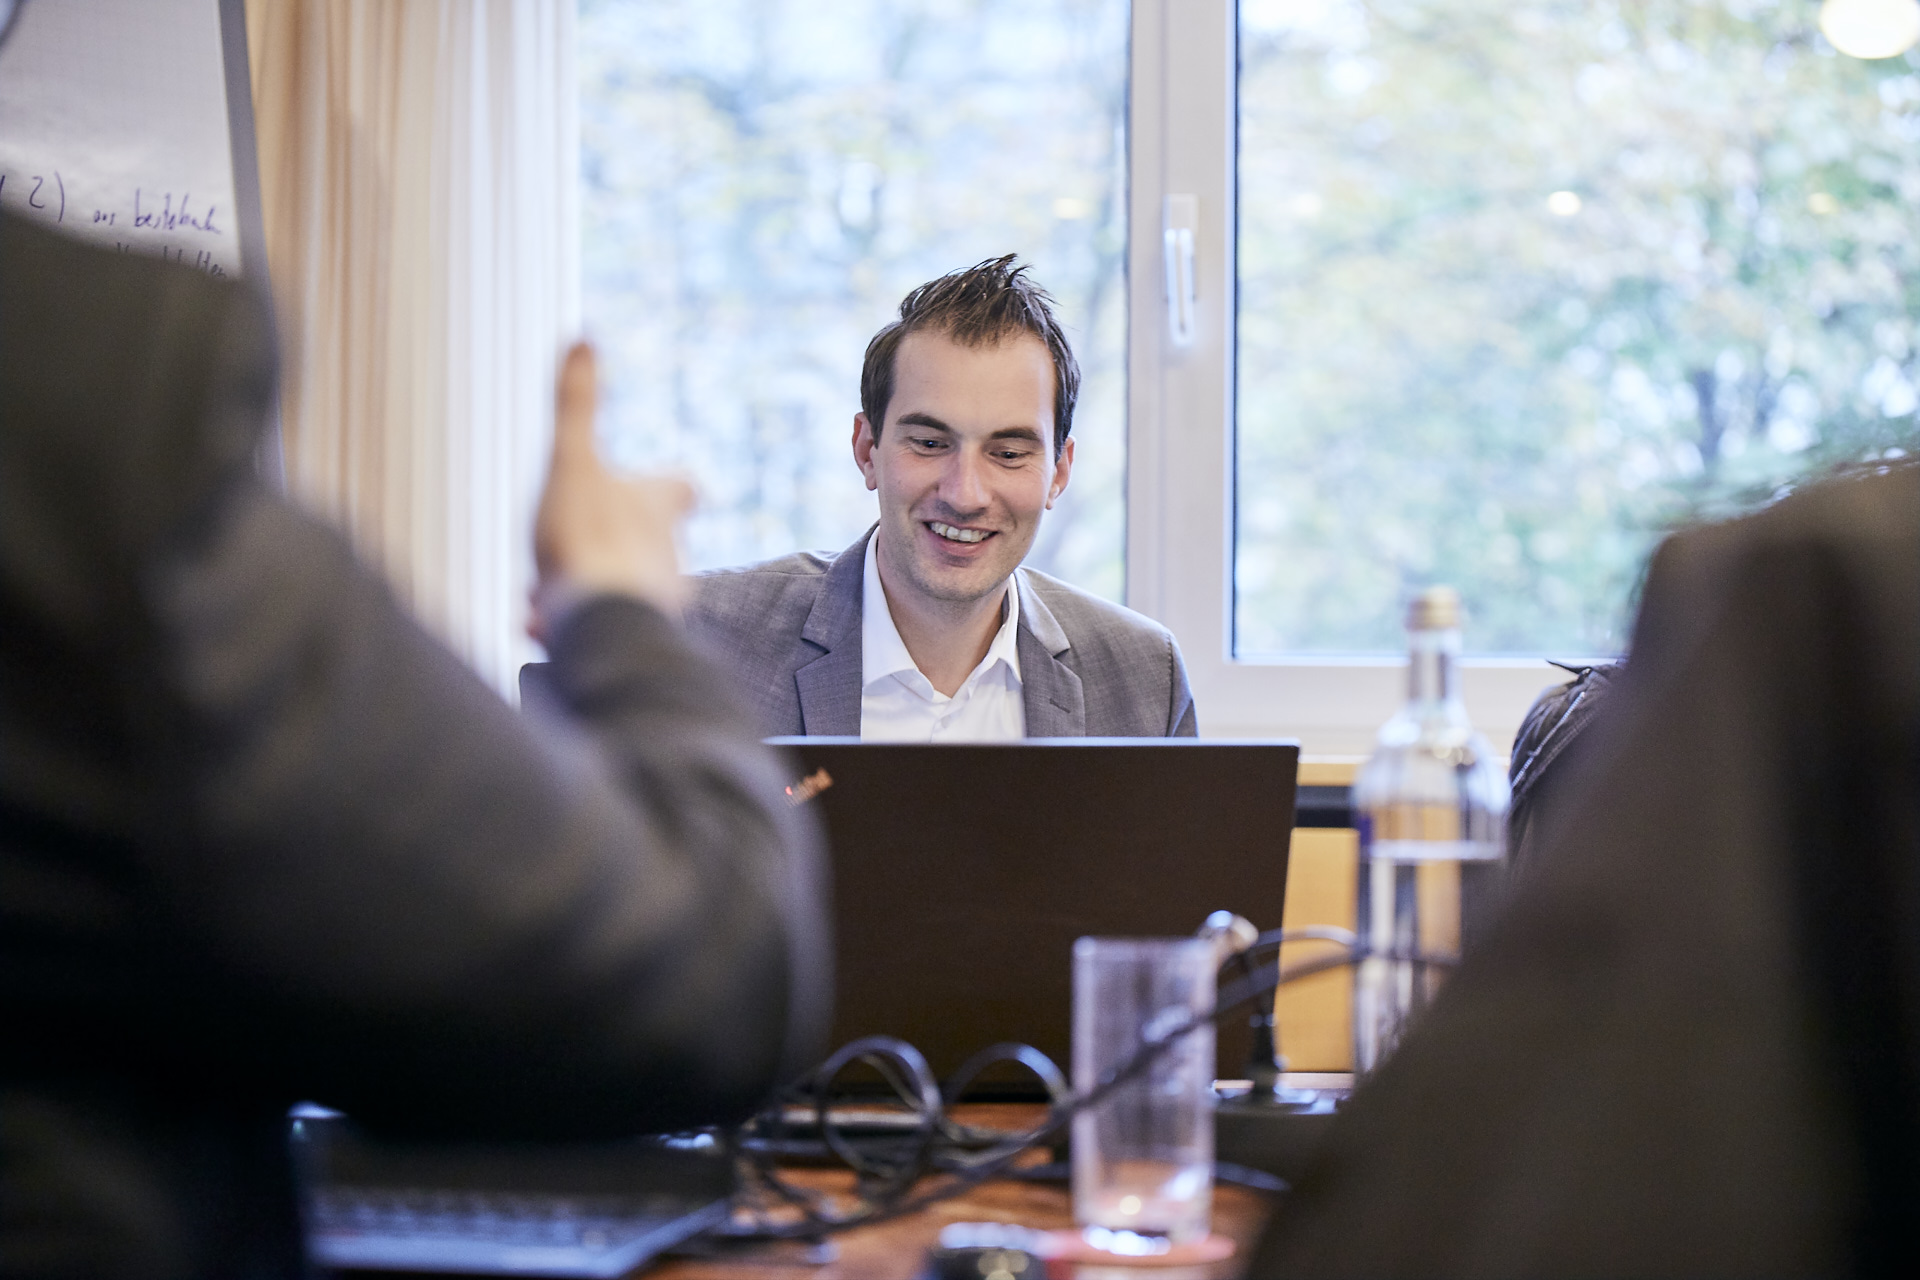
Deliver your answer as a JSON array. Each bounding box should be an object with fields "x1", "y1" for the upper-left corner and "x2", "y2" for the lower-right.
[
  {"x1": 299, "y1": 737, "x2": 1298, "y2": 1273},
  {"x1": 770, "y1": 738, "x2": 1301, "y2": 1091}
]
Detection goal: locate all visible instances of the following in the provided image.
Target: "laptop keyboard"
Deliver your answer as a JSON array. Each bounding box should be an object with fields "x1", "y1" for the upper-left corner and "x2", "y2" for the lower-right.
[{"x1": 308, "y1": 1186, "x2": 729, "y2": 1277}]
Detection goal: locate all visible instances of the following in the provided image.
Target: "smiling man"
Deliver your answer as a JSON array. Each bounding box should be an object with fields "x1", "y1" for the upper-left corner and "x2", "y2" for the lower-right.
[{"x1": 686, "y1": 256, "x2": 1196, "y2": 740}]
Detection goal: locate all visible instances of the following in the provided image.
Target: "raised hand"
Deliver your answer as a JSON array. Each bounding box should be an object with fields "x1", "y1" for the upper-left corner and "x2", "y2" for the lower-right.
[{"x1": 531, "y1": 342, "x2": 694, "y2": 634}]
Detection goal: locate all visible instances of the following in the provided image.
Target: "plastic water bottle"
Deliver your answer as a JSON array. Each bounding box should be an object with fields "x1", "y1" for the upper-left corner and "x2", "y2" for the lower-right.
[{"x1": 1351, "y1": 587, "x2": 1509, "y2": 1075}]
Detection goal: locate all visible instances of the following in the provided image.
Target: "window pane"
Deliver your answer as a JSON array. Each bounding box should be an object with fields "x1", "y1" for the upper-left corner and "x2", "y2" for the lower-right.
[
  {"x1": 580, "y1": 0, "x2": 1129, "y2": 600},
  {"x1": 1236, "y1": 0, "x2": 1920, "y2": 656}
]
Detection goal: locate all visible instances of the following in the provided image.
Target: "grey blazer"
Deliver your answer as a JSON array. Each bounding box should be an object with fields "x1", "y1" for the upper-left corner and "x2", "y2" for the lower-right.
[{"x1": 684, "y1": 528, "x2": 1198, "y2": 737}]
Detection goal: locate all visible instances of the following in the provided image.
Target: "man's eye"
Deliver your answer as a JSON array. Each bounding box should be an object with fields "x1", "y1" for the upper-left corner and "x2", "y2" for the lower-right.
[{"x1": 910, "y1": 436, "x2": 946, "y2": 450}]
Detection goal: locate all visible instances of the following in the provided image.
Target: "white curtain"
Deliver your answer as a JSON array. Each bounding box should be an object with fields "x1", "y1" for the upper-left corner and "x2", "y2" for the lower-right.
[{"x1": 245, "y1": 0, "x2": 577, "y2": 697}]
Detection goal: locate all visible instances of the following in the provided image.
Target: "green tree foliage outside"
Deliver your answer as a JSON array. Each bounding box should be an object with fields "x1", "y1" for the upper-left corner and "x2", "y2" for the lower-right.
[
  {"x1": 579, "y1": 0, "x2": 1129, "y2": 600},
  {"x1": 1238, "y1": 0, "x2": 1920, "y2": 655}
]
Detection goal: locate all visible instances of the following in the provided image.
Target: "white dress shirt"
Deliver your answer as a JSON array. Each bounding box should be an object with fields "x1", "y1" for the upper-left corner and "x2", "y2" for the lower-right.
[{"x1": 859, "y1": 534, "x2": 1025, "y2": 742}]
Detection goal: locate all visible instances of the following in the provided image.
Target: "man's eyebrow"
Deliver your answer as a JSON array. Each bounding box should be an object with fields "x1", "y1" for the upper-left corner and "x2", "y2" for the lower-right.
[
  {"x1": 894, "y1": 412, "x2": 952, "y2": 433},
  {"x1": 988, "y1": 426, "x2": 1045, "y2": 443}
]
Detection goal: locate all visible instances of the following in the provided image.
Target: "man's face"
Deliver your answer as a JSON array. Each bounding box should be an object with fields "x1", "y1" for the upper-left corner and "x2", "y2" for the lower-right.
[{"x1": 853, "y1": 328, "x2": 1073, "y2": 612}]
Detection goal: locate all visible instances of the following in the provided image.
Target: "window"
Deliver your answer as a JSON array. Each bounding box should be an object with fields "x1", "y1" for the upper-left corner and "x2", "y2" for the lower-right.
[
  {"x1": 582, "y1": 0, "x2": 1919, "y2": 749},
  {"x1": 1235, "y1": 0, "x2": 1920, "y2": 657},
  {"x1": 579, "y1": 0, "x2": 1131, "y2": 600}
]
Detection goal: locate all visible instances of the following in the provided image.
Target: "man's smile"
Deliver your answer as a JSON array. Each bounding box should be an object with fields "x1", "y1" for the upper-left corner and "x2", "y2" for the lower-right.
[{"x1": 927, "y1": 521, "x2": 993, "y2": 544}]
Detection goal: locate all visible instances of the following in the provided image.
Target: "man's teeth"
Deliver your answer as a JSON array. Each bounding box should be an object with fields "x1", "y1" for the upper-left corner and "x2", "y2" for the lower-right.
[{"x1": 929, "y1": 522, "x2": 990, "y2": 544}]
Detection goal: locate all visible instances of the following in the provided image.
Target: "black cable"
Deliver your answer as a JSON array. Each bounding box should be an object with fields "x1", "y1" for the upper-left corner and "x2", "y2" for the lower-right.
[{"x1": 718, "y1": 938, "x2": 1455, "y2": 1240}]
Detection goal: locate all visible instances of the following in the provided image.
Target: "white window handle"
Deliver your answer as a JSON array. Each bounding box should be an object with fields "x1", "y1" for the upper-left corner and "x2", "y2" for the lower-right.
[{"x1": 1163, "y1": 193, "x2": 1198, "y2": 347}]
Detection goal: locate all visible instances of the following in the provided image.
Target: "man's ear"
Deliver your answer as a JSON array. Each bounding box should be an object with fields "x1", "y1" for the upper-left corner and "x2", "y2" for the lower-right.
[
  {"x1": 1045, "y1": 436, "x2": 1075, "y2": 509},
  {"x1": 851, "y1": 414, "x2": 880, "y2": 491}
]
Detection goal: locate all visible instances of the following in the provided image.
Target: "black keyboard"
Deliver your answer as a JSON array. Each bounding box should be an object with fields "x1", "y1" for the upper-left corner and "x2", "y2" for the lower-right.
[
  {"x1": 293, "y1": 1107, "x2": 735, "y2": 1278},
  {"x1": 308, "y1": 1185, "x2": 729, "y2": 1277}
]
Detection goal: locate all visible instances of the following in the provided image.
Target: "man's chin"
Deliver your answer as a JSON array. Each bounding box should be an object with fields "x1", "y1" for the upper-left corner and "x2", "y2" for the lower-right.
[{"x1": 905, "y1": 557, "x2": 1021, "y2": 608}]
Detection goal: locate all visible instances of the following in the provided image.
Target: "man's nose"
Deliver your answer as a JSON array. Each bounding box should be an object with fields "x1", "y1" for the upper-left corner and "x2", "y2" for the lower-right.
[{"x1": 939, "y1": 447, "x2": 991, "y2": 515}]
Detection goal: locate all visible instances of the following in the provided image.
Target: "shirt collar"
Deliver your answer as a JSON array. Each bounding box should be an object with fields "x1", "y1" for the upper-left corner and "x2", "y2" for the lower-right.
[{"x1": 862, "y1": 532, "x2": 1023, "y2": 694}]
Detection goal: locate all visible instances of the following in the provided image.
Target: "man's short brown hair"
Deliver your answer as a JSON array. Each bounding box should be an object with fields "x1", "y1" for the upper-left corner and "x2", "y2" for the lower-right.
[{"x1": 859, "y1": 255, "x2": 1080, "y2": 457}]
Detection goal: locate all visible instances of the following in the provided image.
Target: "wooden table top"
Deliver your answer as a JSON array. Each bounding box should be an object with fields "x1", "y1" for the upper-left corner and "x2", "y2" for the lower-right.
[{"x1": 652, "y1": 1106, "x2": 1275, "y2": 1280}]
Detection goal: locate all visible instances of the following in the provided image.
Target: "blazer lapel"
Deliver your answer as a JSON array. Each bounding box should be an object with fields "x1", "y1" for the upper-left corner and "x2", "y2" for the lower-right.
[
  {"x1": 1016, "y1": 570, "x2": 1085, "y2": 737},
  {"x1": 792, "y1": 528, "x2": 872, "y2": 736}
]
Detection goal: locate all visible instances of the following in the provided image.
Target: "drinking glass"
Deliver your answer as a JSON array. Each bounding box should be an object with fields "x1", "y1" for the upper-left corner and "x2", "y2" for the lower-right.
[{"x1": 1071, "y1": 936, "x2": 1215, "y2": 1246}]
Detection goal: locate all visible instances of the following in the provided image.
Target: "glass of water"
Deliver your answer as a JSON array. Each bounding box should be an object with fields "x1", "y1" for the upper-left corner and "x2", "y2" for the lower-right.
[{"x1": 1071, "y1": 936, "x2": 1216, "y2": 1247}]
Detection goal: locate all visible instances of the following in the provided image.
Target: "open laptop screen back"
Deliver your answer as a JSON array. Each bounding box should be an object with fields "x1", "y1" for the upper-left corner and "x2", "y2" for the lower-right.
[{"x1": 772, "y1": 739, "x2": 1300, "y2": 1092}]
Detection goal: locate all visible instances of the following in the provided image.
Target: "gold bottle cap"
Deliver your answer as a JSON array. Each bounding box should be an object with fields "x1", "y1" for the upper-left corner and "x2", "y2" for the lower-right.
[{"x1": 1406, "y1": 585, "x2": 1462, "y2": 631}]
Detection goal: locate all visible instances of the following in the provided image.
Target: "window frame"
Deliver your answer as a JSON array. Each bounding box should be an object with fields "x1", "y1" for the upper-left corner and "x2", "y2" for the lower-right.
[{"x1": 1124, "y1": 0, "x2": 1563, "y2": 754}]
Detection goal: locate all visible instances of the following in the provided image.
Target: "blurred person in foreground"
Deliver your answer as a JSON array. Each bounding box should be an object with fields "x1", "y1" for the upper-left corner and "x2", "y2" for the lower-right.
[
  {"x1": 0, "y1": 127, "x2": 828, "y2": 1280},
  {"x1": 679, "y1": 255, "x2": 1195, "y2": 741},
  {"x1": 1248, "y1": 457, "x2": 1918, "y2": 1276}
]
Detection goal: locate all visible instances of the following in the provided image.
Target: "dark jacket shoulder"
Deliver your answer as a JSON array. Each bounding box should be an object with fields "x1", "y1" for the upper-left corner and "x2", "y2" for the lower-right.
[{"x1": 1, "y1": 213, "x2": 275, "y2": 545}]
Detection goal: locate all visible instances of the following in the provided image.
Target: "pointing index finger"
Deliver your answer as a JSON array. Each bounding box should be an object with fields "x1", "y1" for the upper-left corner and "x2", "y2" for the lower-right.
[{"x1": 552, "y1": 341, "x2": 600, "y2": 467}]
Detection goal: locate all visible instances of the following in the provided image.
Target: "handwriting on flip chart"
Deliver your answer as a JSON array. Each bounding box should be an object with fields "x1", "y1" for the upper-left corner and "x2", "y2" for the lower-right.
[
  {"x1": 0, "y1": 170, "x2": 229, "y2": 276},
  {"x1": 0, "y1": 0, "x2": 246, "y2": 280}
]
